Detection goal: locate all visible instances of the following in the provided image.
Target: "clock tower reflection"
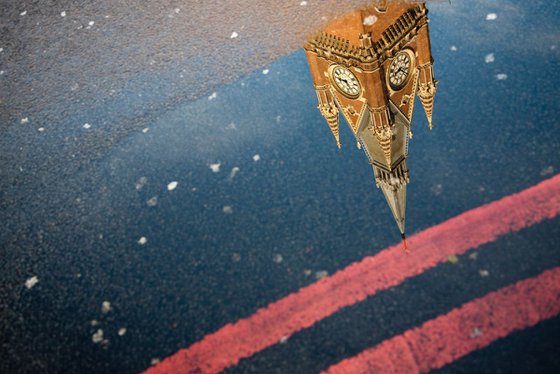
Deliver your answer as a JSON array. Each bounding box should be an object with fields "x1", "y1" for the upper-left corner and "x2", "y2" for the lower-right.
[{"x1": 304, "y1": 1, "x2": 438, "y2": 248}]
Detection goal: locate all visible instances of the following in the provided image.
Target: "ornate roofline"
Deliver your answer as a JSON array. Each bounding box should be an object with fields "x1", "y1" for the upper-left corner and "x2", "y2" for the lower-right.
[{"x1": 304, "y1": 4, "x2": 428, "y2": 66}]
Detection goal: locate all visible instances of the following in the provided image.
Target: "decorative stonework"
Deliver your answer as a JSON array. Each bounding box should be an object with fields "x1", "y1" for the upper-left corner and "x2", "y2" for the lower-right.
[
  {"x1": 374, "y1": 160, "x2": 410, "y2": 190},
  {"x1": 417, "y1": 62, "x2": 437, "y2": 129}
]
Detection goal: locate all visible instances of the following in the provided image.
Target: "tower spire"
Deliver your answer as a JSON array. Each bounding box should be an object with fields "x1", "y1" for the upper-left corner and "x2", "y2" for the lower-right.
[
  {"x1": 418, "y1": 82, "x2": 436, "y2": 130},
  {"x1": 417, "y1": 63, "x2": 437, "y2": 130},
  {"x1": 379, "y1": 182, "x2": 407, "y2": 236},
  {"x1": 374, "y1": 161, "x2": 409, "y2": 243},
  {"x1": 317, "y1": 94, "x2": 341, "y2": 148}
]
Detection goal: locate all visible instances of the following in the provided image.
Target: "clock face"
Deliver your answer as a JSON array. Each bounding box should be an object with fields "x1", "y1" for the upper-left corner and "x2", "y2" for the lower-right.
[
  {"x1": 330, "y1": 66, "x2": 361, "y2": 98},
  {"x1": 388, "y1": 51, "x2": 413, "y2": 90}
]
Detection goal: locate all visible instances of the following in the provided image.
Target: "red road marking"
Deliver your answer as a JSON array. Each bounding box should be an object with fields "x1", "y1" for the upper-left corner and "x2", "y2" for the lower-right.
[
  {"x1": 145, "y1": 174, "x2": 560, "y2": 374},
  {"x1": 324, "y1": 266, "x2": 560, "y2": 374}
]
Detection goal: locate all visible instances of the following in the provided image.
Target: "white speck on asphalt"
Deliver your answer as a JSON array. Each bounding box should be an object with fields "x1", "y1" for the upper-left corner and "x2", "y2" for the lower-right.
[
  {"x1": 138, "y1": 237, "x2": 147, "y2": 245},
  {"x1": 101, "y1": 301, "x2": 112, "y2": 314},
  {"x1": 209, "y1": 163, "x2": 221, "y2": 173},
  {"x1": 167, "y1": 181, "x2": 178, "y2": 191},
  {"x1": 253, "y1": 154, "x2": 260, "y2": 162},
  {"x1": 25, "y1": 276, "x2": 39, "y2": 289},
  {"x1": 228, "y1": 167, "x2": 240, "y2": 180},
  {"x1": 230, "y1": 31, "x2": 238, "y2": 39},
  {"x1": 485, "y1": 53, "x2": 495, "y2": 63},
  {"x1": 92, "y1": 329, "x2": 104, "y2": 343},
  {"x1": 315, "y1": 270, "x2": 328, "y2": 279},
  {"x1": 486, "y1": 13, "x2": 497, "y2": 20},
  {"x1": 136, "y1": 176, "x2": 147, "y2": 190},
  {"x1": 495, "y1": 73, "x2": 508, "y2": 80},
  {"x1": 470, "y1": 327, "x2": 483, "y2": 338}
]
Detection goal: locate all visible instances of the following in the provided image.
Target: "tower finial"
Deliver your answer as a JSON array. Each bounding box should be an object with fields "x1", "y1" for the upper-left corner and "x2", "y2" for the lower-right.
[
  {"x1": 417, "y1": 62, "x2": 437, "y2": 130},
  {"x1": 418, "y1": 82, "x2": 436, "y2": 130},
  {"x1": 319, "y1": 102, "x2": 341, "y2": 148},
  {"x1": 401, "y1": 233, "x2": 409, "y2": 252}
]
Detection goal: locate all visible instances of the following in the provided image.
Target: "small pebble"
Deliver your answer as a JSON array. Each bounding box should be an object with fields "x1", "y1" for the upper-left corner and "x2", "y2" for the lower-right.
[
  {"x1": 118, "y1": 327, "x2": 127, "y2": 336},
  {"x1": 20, "y1": 11, "x2": 27, "y2": 16},
  {"x1": 92, "y1": 329, "x2": 104, "y2": 343},
  {"x1": 135, "y1": 176, "x2": 147, "y2": 190},
  {"x1": 484, "y1": 53, "x2": 495, "y2": 63},
  {"x1": 209, "y1": 163, "x2": 221, "y2": 173},
  {"x1": 479, "y1": 270, "x2": 490, "y2": 277},
  {"x1": 230, "y1": 32, "x2": 238, "y2": 39},
  {"x1": 273, "y1": 254, "x2": 283, "y2": 263},
  {"x1": 486, "y1": 13, "x2": 497, "y2": 21},
  {"x1": 167, "y1": 181, "x2": 178, "y2": 191},
  {"x1": 228, "y1": 167, "x2": 240, "y2": 180},
  {"x1": 470, "y1": 327, "x2": 483, "y2": 338},
  {"x1": 262, "y1": 69, "x2": 269, "y2": 75},
  {"x1": 223, "y1": 205, "x2": 233, "y2": 214},
  {"x1": 540, "y1": 166, "x2": 554, "y2": 176},
  {"x1": 61, "y1": 11, "x2": 66, "y2": 17},
  {"x1": 147, "y1": 196, "x2": 158, "y2": 207},
  {"x1": 447, "y1": 254, "x2": 459, "y2": 264},
  {"x1": 101, "y1": 301, "x2": 112, "y2": 314},
  {"x1": 495, "y1": 73, "x2": 508, "y2": 80},
  {"x1": 21, "y1": 117, "x2": 29, "y2": 124},
  {"x1": 253, "y1": 154, "x2": 260, "y2": 162},
  {"x1": 315, "y1": 270, "x2": 328, "y2": 279},
  {"x1": 25, "y1": 276, "x2": 39, "y2": 289},
  {"x1": 83, "y1": 123, "x2": 91, "y2": 129},
  {"x1": 138, "y1": 237, "x2": 147, "y2": 245}
]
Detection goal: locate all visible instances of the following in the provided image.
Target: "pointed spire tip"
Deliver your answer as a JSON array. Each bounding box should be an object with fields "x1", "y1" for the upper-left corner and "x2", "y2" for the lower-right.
[{"x1": 401, "y1": 233, "x2": 409, "y2": 252}]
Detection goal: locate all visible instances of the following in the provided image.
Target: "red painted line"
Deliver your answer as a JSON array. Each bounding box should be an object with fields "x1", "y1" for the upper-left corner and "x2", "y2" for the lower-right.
[
  {"x1": 324, "y1": 266, "x2": 560, "y2": 374},
  {"x1": 145, "y1": 174, "x2": 560, "y2": 374}
]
